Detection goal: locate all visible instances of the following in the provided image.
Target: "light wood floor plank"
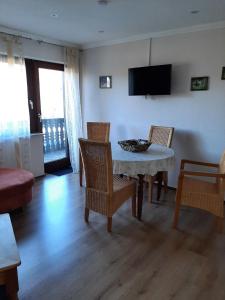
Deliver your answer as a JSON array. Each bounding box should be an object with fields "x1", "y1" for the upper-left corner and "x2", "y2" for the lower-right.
[{"x1": 7, "y1": 174, "x2": 225, "y2": 300}]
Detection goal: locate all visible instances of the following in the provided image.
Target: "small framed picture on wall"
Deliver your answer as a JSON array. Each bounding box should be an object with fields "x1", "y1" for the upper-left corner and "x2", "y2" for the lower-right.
[
  {"x1": 191, "y1": 76, "x2": 209, "y2": 91},
  {"x1": 99, "y1": 76, "x2": 112, "y2": 89},
  {"x1": 221, "y1": 67, "x2": 225, "y2": 80}
]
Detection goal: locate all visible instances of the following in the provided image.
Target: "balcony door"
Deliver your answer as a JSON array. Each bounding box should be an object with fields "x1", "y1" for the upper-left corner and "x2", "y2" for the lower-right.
[{"x1": 25, "y1": 59, "x2": 70, "y2": 173}]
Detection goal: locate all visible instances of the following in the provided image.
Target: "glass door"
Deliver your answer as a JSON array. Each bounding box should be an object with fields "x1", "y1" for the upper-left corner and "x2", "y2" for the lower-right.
[
  {"x1": 25, "y1": 59, "x2": 70, "y2": 173},
  {"x1": 39, "y1": 68, "x2": 66, "y2": 164}
]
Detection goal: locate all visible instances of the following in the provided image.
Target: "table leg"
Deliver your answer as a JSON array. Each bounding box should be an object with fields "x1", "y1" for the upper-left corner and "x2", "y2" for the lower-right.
[
  {"x1": 0, "y1": 268, "x2": 19, "y2": 300},
  {"x1": 79, "y1": 151, "x2": 83, "y2": 187},
  {"x1": 137, "y1": 174, "x2": 144, "y2": 220},
  {"x1": 156, "y1": 171, "x2": 163, "y2": 201}
]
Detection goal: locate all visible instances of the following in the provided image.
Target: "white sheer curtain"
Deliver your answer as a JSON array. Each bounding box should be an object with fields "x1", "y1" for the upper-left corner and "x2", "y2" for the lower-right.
[
  {"x1": 64, "y1": 47, "x2": 83, "y2": 173},
  {"x1": 0, "y1": 38, "x2": 31, "y2": 170}
]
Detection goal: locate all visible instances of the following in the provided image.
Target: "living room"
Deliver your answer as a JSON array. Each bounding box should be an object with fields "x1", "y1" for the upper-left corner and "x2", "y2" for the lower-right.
[{"x1": 0, "y1": 1, "x2": 225, "y2": 299}]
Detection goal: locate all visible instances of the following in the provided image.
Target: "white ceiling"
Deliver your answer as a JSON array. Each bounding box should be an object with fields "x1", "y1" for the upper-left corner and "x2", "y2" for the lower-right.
[{"x1": 0, "y1": 0, "x2": 225, "y2": 48}]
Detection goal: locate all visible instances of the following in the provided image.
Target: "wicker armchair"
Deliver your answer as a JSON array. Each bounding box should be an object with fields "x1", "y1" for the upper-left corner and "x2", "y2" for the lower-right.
[
  {"x1": 79, "y1": 138, "x2": 136, "y2": 232},
  {"x1": 146, "y1": 125, "x2": 174, "y2": 202},
  {"x1": 79, "y1": 122, "x2": 110, "y2": 186},
  {"x1": 173, "y1": 151, "x2": 225, "y2": 232}
]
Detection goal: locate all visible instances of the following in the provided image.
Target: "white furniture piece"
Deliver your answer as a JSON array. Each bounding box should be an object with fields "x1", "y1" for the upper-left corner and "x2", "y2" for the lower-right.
[
  {"x1": 112, "y1": 144, "x2": 175, "y2": 220},
  {"x1": 30, "y1": 133, "x2": 45, "y2": 177},
  {"x1": 0, "y1": 214, "x2": 21, "y2": 300}
]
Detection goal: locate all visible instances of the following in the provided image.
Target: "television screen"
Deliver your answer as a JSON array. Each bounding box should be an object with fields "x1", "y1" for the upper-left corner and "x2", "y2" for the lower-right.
[{"x1": 128, "y1": 64, "x2": 172, "y2": 95}]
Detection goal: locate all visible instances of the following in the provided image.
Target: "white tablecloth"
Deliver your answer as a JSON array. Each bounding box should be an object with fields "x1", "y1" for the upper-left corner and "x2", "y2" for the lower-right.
[{"x1": 112, "y1": 144, "x2": 175, "y2": 176}]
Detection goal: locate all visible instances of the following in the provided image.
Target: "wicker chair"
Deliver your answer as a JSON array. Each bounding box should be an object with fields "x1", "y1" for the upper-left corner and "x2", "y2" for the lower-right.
[
  {"x1": 173, "y1": 151, "x2": 225, "y2": 232},
  {"x1": 146, "y1": 125, "x2": 174, "y2": 202},
  {"x1": 79, "y1": 122, "x2": 110, "y2": 186},
  {"x1": 79, "y1": 138, "x2": 136, "y2": 232}
]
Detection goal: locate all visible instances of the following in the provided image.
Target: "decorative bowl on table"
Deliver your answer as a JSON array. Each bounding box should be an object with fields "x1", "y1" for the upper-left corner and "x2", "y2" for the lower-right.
[{"x1": 118, "y1": 139, "x2": 151, "y2": 152}]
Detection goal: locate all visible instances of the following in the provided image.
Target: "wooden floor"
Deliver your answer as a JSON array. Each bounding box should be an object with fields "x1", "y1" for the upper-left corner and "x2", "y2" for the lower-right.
[{"x1": 9, "y1": 174, "x2": 225, "y2": 300}]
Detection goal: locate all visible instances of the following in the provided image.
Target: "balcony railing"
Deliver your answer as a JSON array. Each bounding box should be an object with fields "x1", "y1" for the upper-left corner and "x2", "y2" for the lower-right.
[{"x1": 42, "y1": 118, "x2": 66, "y2": 156}]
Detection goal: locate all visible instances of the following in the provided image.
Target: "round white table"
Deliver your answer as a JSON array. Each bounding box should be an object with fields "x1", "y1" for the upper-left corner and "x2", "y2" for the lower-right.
[{"x1": 112, "y1": 144, "x2": 175, "y2": 220}]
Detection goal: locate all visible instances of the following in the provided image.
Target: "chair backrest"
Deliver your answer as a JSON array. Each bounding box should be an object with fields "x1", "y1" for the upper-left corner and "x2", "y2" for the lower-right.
[
  {"x1": 149, "y1": 125, "x2": 174, "y2": 147},
  {"x1": 87, "y1": 122, "x2": 110, "y2": 142},
  {"x1": 219, "y1": 150, "x2": 225, "y2": 195},
  {"x1": 219, "y1": 150, "x2": 225, "y2": 174},
  {"x1": 79, "y1": 138, "x2": 113, "y2": 194}
]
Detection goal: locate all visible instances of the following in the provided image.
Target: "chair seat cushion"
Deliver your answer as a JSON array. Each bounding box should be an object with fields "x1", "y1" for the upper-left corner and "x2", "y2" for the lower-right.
[
  {"x1": 0, "y1": 168, "x2": 34, "y2": 198},
  {"x1": 113, "y1": 175, "x2": 135, "y2": 192},
  {"x1": 112, "y1": 175, "x2": 136, "y2": 213}
]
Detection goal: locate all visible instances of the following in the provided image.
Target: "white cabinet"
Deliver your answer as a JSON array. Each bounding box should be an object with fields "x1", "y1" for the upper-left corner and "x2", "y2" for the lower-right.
[{"x1": 30, "y1": 133, "x2": 45, "y2": 177}]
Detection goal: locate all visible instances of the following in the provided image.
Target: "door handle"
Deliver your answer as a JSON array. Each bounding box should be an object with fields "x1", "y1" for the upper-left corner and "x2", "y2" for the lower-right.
[
  {"x1": 29, "y1": 99, "x2": 34, "y2": 110},
  {"x1": 37, "y1": 113, "x2": 42, "y2": 122}
]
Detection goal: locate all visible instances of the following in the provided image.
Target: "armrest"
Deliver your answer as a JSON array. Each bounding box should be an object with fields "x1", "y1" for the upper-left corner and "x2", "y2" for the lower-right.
[
  {"x1": 180, "y1": 170, "x2": 225, "y2": 179},
  {"x1": 180, "y1": 159, "x2": 219, "y2": 169}
]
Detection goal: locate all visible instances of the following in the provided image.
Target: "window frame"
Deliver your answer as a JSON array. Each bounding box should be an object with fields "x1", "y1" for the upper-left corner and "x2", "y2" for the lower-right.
[
  {"x1": 25, "y1": 59, "x2": 64, "y2": 133},
  {"x1": 25, "y1": 59, "x2": 70, "y2": 172}
]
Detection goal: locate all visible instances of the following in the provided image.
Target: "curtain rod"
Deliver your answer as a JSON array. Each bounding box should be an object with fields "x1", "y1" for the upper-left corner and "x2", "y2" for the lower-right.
[{"x1": 0, "y1": 30, "x2": 77, "y2": 48}]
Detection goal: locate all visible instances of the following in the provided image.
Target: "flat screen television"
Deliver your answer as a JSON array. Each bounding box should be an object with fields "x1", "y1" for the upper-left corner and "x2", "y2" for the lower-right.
[{"x1": 128, "y1": 64, "x2": 172, "y2": 95}]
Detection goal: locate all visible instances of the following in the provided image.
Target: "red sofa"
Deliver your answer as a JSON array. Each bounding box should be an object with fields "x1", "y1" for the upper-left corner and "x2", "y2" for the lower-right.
[{"x1": 0, "y1": 168, "x2": 34, "y2": 213}]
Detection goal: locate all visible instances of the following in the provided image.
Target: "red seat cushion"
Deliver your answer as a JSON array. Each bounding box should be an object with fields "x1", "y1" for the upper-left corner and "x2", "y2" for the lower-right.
[{"x1": 0, "y1": 168, "x2": 34, "y2": 212}]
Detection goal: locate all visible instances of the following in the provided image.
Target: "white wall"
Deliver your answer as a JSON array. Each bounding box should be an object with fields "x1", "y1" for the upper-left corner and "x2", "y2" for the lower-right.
[
  {"x1": 81, "y1": 28, "x2": 225, "y2": 187},
  {"x1": 0, "y1": 36, "x2": 64, "y2": 63},
  {"x1": 21, "y1": 39, "x2": 64, "y2": 63}
]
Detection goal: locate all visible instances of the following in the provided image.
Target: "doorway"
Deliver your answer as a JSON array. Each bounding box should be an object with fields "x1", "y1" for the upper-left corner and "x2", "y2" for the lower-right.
[{"x1": 25, "y1": 59, "x2": 70, "y2": 173}]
